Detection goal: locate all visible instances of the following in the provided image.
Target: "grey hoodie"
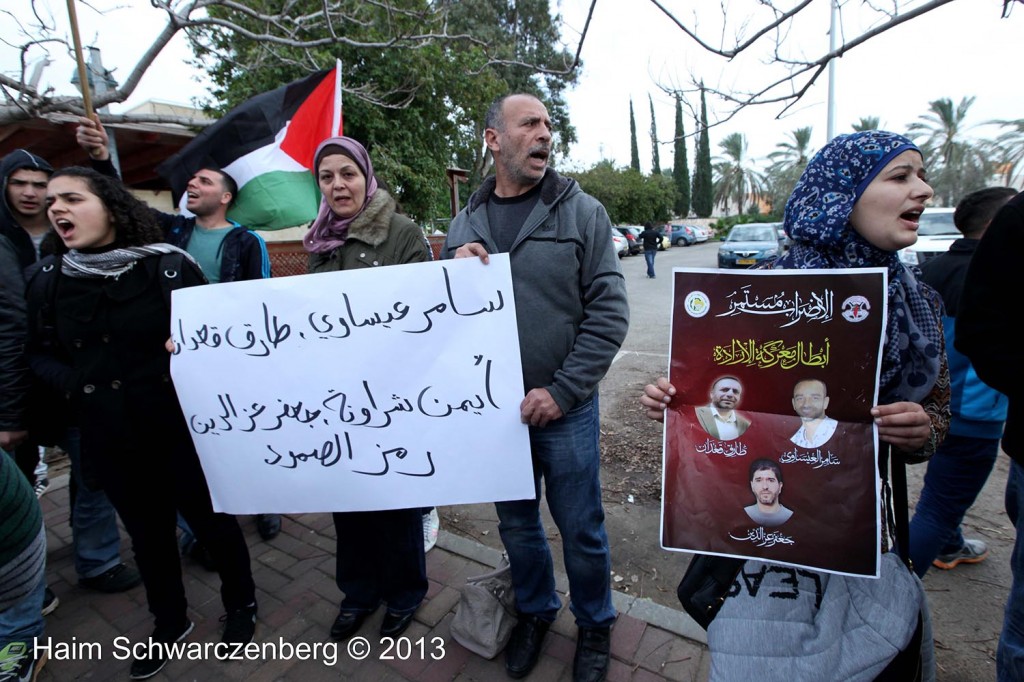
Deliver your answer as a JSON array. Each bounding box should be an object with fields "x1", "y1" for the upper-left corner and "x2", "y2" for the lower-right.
[{"x1": 442, "y1": 168, "x2": 628, "y2": 414}]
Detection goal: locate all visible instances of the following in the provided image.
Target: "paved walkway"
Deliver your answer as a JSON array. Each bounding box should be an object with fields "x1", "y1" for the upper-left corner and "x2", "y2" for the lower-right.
[{"x1": 36, "y1": 474, "x2": 710, "y2": 681}]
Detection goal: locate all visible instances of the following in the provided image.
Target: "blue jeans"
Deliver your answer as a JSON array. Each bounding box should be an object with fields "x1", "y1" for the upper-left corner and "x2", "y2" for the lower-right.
[
  {"x1": 644, "y1": 250, "x2": 656, "y2": 277},
  {"x1": 999, "y1": 459, "x2": 1024, "y2": 681},
  {"x1": 0, "y1": 557, "x2": 44, "y2": 649},
  {"x1": 909, "y1": 433, "x2": 999, "y2": 577},
  {"x1": 495, "y1": 397, "x2": 615, "y2": 629},
  {"x1": 64, "y1": 429, "x2": 123, "y2": 579}
]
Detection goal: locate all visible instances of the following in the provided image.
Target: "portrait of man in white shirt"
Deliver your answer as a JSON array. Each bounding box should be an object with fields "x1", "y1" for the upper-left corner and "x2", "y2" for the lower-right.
[{"x1": 789, "y1": 378, "x2": 838, "y2": 449}]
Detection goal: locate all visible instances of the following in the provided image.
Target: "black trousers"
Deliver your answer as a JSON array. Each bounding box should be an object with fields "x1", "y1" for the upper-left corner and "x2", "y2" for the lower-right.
[
  {"x1": 333, "y1": 508, "x2": 427, "y2": 614},
  {"x1": 99, "y1": 431, "x2": 256, "y2": 632}
]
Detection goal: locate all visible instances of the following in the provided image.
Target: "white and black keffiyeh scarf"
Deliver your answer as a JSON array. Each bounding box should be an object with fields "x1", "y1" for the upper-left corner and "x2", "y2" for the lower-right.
[{"x1": 61, "y1": 243, "x2": 197, "y2": 279}]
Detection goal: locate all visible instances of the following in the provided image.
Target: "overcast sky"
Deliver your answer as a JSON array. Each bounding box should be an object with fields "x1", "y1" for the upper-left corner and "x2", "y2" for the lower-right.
[{"x1": 3, "y1": 0, "x2": 1020, "y2": 176}]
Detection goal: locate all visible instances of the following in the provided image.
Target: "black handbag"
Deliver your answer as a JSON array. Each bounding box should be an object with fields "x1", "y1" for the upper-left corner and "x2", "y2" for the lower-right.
[{"x1": 675, "y1": 554, "x2": 744, "y2": 630}]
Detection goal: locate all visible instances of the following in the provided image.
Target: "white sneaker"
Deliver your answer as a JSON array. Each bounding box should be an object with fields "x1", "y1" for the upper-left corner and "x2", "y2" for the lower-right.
[{"x1": 422, "y1": 508, "x2": 440, "y2": 553}]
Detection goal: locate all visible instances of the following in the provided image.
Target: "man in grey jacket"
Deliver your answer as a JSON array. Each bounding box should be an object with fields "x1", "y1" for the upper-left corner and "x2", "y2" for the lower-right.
[{"x1": 444, "y1": 93, "x2": 629, "y2": 682}]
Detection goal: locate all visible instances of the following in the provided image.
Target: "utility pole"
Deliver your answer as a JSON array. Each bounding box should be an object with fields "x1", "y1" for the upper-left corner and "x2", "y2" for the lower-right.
[{"x1": 826, "y1": 0, "x2": 839, "y2": 141}]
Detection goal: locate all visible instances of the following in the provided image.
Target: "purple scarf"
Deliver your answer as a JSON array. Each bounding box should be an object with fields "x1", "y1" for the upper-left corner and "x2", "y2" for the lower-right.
[{"x1": 303, "y1": 136, "x2": 379, "y2": 254}]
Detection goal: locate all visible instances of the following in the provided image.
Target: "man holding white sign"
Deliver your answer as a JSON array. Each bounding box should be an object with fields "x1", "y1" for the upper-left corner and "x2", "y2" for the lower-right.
[{"x1": 445, "y1": 93, "x2": 629, "y2": 682}]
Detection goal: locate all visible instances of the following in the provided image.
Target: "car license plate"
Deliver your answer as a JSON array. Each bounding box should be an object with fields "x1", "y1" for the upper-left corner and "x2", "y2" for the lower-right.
[{"x1": 737, "y1": 258, "x2": 756, "y2": 265}]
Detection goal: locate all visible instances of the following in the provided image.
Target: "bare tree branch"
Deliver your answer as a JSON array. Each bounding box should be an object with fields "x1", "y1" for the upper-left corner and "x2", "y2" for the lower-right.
[{"x1": 652, "y1": 0, "x2": 961, "y2": 131}]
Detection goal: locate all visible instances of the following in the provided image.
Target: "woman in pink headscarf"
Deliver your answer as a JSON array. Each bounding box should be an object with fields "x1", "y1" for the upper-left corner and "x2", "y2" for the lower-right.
[{"x1": 306, "y1": 136, "x2": 431, "y2": 642}]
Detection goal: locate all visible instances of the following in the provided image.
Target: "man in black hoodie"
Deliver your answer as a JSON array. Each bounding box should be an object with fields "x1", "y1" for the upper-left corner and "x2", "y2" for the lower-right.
[
  {"x1": 0, "y1": 149, "x2": 141, "y2": 596},
  {"x1": 957, "y1": 190, "x2": 1024, "y2": 681}
]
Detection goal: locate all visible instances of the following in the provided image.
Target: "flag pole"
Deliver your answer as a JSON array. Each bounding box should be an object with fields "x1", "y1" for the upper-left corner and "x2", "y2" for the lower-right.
[{"x1": 65, "y1": 0, "x2": 94, "y2": 118}]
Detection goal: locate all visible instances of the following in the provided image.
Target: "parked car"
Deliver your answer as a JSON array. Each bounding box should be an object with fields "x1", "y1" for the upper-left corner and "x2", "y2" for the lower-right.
[
  {"x1": 690, "y1": 224, "x2": 711, "y2": 242},
  {"x1": 614, "y1": 226, "x2": 643, "y2": 255},
  {"x1": 611, "y1": 231, "x2": 629, "y2": 258},
  {"x1": 670, "y1": 224, "x2": 697, "y2": 247},
  {"x1": 897, "y1": 207, "x2": 957, "y2": 266},
  {"x1": 717, "y1": 222, "x2": 786, "y2": 269}
]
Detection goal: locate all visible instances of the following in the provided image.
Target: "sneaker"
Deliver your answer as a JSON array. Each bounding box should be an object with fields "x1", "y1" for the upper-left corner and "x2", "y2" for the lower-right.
[
  {"x1": 32, "y1": 477, "x2": 48, "y2": 499},
  {"x1": 129, "y1": 620, "x2": 193, "y2": 680},
  {"x1": 41, "y1": 587, "x2": 59, "y2": 617},
  {"x1": 933, "y1": 538, "x2": 989, "y2": 570},
  {"x1": 79, "y1": 563, "x2": 143, "y2": 593},
  {"x1": 423, "y1": 508, "x2": 440, "y2": 553},
  {"x1": 220, "y1": 603, "x2": 257, "y2": 646},
  {"x1": 0, "y1": 642, "x2": 47, "y2": 682}
]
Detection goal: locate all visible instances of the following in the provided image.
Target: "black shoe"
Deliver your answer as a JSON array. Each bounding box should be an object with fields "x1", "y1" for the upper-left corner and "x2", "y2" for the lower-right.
[
  {"x1": 41, "y1": 587, "x2": 59, "y2": 616},
  {"x1": 79, "y1": 563, "x2": 142, "y2": 593},
  {"x1": 330, "y1": 610, "x2": 368, "y2": 641},
  {"x1": 256, "y1": 514, "x2": 282, "y2": 541},
  {"x1": 183, "y1": 541, "x2": 218, "y2": 572},
  {"x1": 129, "y1": 620, "x2": 193, "y2": 680},
  {"x1": 505, "y1": 614, "x2": 551, "y2": 679},
  {"x1": 220, "y1": 603, "x2": 257, "y2": 646},
  {"x1": 380, "y1": 610, "x2": 415, "y2": 638},
  {"x1": 573, "y1": 626, "x2": 611, "y2": 682}
]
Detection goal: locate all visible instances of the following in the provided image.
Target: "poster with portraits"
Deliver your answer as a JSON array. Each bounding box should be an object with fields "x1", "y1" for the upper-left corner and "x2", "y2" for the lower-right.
[{"x1": 660, "y1": 268, "x2": 887, "y2": 577}]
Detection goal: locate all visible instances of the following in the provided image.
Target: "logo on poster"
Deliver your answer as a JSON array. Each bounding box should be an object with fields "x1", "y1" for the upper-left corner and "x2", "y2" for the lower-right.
[
  {"x1": 841, "y1": 295, "x2": 871, "y2": 323},
  {"x1": 684, "y1": 291, "x2": 711, "y2": 318}
]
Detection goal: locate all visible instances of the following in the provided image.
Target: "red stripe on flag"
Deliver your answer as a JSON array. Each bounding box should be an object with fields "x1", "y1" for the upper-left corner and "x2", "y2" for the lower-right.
[{"x1": 280, "y1": 68, "x2": 343, "y2": 168}]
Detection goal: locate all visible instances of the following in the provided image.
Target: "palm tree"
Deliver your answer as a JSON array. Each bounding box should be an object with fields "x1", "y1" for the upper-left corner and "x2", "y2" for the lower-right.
[
  {"x1": 908, "y1": 97, "x2": 992, "y2": 206},
  {"x1": 852, "y1": 116, "x2": 881, "y2": 132},
  {"x1": 989, "y1": 118, "x2": 1024, "y2": 186},
  {"x1": 712, "y1": 132, "x2": 763, "y2": 215},
  {"x1": 765, "y1": 127, "x2": 814, "y2": 213}
]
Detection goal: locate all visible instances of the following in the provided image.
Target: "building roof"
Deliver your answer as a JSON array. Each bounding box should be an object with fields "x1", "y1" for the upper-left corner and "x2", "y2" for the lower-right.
[{"x1": 0, "y1": 106, "x2": 207, "y2": 191}]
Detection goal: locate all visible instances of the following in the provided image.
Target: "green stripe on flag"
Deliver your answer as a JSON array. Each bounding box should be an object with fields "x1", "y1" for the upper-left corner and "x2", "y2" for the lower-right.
[{"x1": 227, "y1": 171, "x2": 320, "y2": 230}]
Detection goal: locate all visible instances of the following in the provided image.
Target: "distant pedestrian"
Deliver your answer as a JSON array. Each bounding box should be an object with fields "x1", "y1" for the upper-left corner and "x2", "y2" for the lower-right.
[
  {"x1": 910, "y1": 187, "x2": 1017, "y2": 577},
  {"x1": 639, "y1": 222, "x2": 662, "y2": 278}
]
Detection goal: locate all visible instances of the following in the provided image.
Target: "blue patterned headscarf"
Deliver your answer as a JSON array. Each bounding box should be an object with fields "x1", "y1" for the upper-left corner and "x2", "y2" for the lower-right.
[{"x1": 771, "y1": 131, "x2": 943, "y2": 404}]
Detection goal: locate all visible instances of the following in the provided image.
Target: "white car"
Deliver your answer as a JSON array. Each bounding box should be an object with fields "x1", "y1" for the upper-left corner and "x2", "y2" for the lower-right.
[
  {"x1": 611, "y1": 232, "x2": 629, "y2": 258},
  {"x1": 898, "y1": 207, "x2": 957, "y2": 266}
]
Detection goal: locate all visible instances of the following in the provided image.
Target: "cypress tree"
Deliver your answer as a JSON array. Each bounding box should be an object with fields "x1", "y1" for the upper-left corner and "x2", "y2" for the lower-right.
[
  {"x1": 692, "y1": 85, "x2": 714, "y2": 218},
  {"x1": 649, "y1": 94, "x2": 661, "y2": 175},
  {"x1": 629, "y1": 99, "x2": 640, "y2": 172},
  {"x1": 673, "y1": 95, "x2": 690, "y2": 217}
]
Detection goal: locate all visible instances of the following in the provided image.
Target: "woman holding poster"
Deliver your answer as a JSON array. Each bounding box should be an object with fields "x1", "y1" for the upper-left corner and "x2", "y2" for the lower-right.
[
  {"x1": 305, "y1": 136, "x2": 431, "y2": 642},
  {"x1": 643, "y1": 131, "x2": 950, "y2": 681},
  {"x1": 24, "y1": 167, "x2": 258, "y2": 679}
]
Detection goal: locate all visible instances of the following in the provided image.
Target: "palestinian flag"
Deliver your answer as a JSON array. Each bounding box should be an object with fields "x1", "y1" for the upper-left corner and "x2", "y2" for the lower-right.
[{"x1": 155, "y1": 61, "x2": 343, "y2": 230}]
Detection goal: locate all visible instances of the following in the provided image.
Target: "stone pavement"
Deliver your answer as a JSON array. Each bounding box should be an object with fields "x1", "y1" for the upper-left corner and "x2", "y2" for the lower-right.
[{"x1": 36, "y1": 474, "x2": 710, "y2": 681}]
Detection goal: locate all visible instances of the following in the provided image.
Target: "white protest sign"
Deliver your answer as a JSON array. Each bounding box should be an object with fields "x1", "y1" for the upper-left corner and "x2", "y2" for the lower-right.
[{"x1": 169, "y1": 254, "x2": 534, "y2": 513}]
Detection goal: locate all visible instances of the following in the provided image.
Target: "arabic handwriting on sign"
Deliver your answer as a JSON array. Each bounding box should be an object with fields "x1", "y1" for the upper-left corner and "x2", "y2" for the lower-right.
[
  {"x1": 404, "y1": 266, "x2": 506, "y2": 334},
  {"x1": 352, "y1": 445, "x2": 437, "y2": 477},
  {"x1": 779, "y1": 448, "x2": 841, "y2": 468},
  {"x1": 712, "y1": 338, "x2": 830, "y2": 370},
  {"x1": 264, "y1": 431, "x2": 351, "y2": 469},
  {"x1": 729, "y1": 526, "x2": 796, "y2": 548},
  {"x1": 173, "y1": 302, "x2": 290, "y2": 357},
  {"x1": 694, "y1": 438, "x2": 748, "y2": 457},
  {"x1": 718, "y1": 285, "x2": 834, "y2": 328}
]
